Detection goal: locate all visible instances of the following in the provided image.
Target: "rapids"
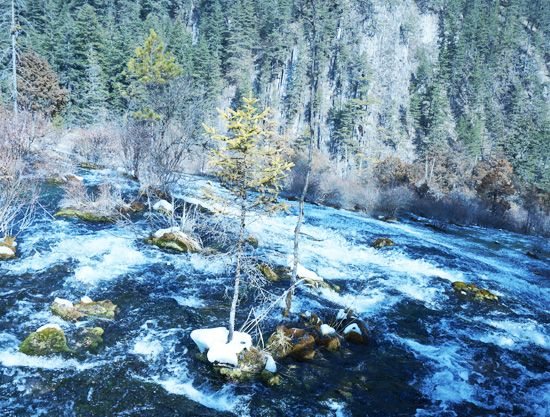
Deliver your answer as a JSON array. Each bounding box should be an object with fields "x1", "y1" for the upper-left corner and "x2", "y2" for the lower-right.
[{"x1": 1, "y1": 168, "x2": 549, "y2": 416}]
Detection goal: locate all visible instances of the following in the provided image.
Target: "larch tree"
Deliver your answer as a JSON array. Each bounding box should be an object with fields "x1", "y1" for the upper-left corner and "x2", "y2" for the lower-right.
[{"x1": 203, "y1": 92, "x2": 293, "y2": 343}]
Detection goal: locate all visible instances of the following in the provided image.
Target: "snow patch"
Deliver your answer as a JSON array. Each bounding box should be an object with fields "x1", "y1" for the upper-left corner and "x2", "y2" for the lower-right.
[
  {"x1": 0, "y1": 246, "x2": 15, "y2": 256},
  {"x1": 320, "y1": 324, "x2": 336, "y2": 336},
  {"x1": 53, "y1": 298, "x2": 73, "y2": 308},
  {"x1": 344, "y1": 323, "x2": 361, "y2": 335},
  {"x1": 37, "y1": 324, "x2": 62, "y2": 332},
  {"x1": 153, "y1": 200, "x2": 173, "y2": 213},
  {"x1": 81, "y1": 296, "x2": 93, "y2": 303},
  {"x1": 265, "y1": 355, "x2": 277, "y2": 373}
]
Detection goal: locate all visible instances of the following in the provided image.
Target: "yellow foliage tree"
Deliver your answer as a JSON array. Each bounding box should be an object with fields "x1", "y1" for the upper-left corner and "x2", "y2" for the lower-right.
[{"x1": 203, "y1": 92, "x2": 293, "y2": 342}]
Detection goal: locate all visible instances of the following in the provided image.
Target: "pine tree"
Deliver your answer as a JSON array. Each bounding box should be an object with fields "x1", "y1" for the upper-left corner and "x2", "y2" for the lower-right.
[
  {"x1": 79, "y1": 46, "x2": 108, "y2": 124},
  {"x1": 203, "y1": 93, "x2": 293, "y2": 343}
]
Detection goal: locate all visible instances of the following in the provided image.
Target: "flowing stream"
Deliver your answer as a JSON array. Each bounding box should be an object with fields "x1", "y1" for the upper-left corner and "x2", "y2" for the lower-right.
[{"x1": 1, "y1": 168, "x2": 549, "y2": 416}]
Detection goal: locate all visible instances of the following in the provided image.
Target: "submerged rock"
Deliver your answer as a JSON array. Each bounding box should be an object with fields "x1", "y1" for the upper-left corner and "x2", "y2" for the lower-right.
[
  {"x1": 258, "y1": 264, "x2": 279, "y2": 281},
  {"x1": 451, "y1": 281, "x2": 499, "y2": 303},
  {"x1": 54, "y1": 208, "x2": 115, "y2": 223},
  {"x1": 69, "y1": 327, "x2": 104, "y2": 352},
  {"x1": 146, "y1": 232, "x2": 202, "y2": 253},
  {"x1": 370, "y1": 238, "x2": 395, "y2": 249},
  {"x1": 19, "y1": 325, "x2": 72, "y2": 356},
  {"x1": 474, "y1": 289, "x2": 499, "y2": 302},
  {"x1": 73, "y1": 299, "x2": 118, "y2": 319}
]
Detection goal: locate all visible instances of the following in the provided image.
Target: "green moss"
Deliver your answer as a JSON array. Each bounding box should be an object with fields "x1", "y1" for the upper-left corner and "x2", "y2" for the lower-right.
[
  {"x1": 260, "y1": 369, "x2": 280, "y2": 387},
  {"x1": 71, "y1": 327, "x2": 104, "y2": 352},
  {"x1": 474, "y1": 289, "x2": 499, "y2": 302},
  {"x1": 73, "y1": 300, "x2": 117, "y2": 319},
  {"x1": 54, "y1": 209, "x2": 115, "y2": 223},
  {"x1": 19, "y1": 328, "x2": 72, "y2": 356},
  {"x1": 145, "y1": 233, "x2": 201, "y2": 253},
  {"x1": 370, "y1": 238, "x2": 395, "y2": 249},
  {"x1": 258, "y1": 264, "x2": 279, "y2": 281},
  {"x1": 50, "y1": 302, "x2": 85, "y2": 321}
]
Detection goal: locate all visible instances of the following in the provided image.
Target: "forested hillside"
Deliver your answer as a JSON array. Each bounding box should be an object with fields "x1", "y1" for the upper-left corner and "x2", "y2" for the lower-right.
[{"x1": 3, "y1": 0, "x2": 550, "y2": 233}]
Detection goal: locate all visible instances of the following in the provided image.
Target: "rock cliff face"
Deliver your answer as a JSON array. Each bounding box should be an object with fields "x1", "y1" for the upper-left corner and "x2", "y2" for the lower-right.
[{"x1": 220, "y1": 1, "x2": 440, "y2": 164}]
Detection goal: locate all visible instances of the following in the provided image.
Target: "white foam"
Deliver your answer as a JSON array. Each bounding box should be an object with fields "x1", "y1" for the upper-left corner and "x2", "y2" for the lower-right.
[
  {"x1": 171, "y1": 295, "x2": 205, "y2": 308},
  {"x1": 155, "y1": 376, "x2": 249, "y2": 413}
]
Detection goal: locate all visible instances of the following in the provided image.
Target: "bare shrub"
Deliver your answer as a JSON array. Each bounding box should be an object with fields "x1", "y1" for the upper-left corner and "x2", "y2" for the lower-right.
[
  {"x1": 60, "y1": 177, "x2": 124, "y2": 217},
  {"x1": 288, "y1": 150, "x2": 331, "y2": 201},
  {"x1": 374, "y1": 186, "x2": 414, "y2": 217},
  {"x1": 73, "y1": 126, "x2": 116, "y2": 166},
  {"x1": 319, "y1": 173, "x2": 379, "y2": 212},
  {"x1": 0, "y1": 138, "x2": 38, "y2": 239}
]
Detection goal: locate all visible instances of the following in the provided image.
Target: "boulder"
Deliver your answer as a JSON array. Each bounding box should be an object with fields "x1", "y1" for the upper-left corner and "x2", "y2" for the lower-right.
[
  {"x1": 260, "y1": 369, "x2": 280, "y2": 387},
  {"x1": 54, "y1": 208, "x2": 115, "y2": 223},
  {"x1": 315, "y1": 334, "x2": 341, "y2": 351},
  {"x1": 19, "y1": 325, "x2": 72, "y2": 356},
  {"x1": 0, "y1": 237, "x2": 16, "y2": 259},
  {"x1": 474, "y1": 289, "x2": 499, "y2": 302},
  {"x1": 370, "y1": 238, "x2": 395, "y2": 249},
  {"x1": 219, "y1": 347, "x2": 265, "y2": 379},
  {"x1": 343, "y1": 323, "x2": 365, "y2": 345},
  {"x1": 50, "y1": 298, "x2": 85, "y2": 321},
  {"x1": 267, "y1": 326, "x2": 316, "y2": 361},
  {"x1": 73, "y1": 299, "x2": 118, "y2": 319},
  {"x1": 258, "y1": 264, "x2": 279, "y2": 282},
  {"x1": 69, "y1": 327, "x2": 104, "y2": 352},
  {"x1": 451, "y1": 281, "x2": 499, "y2": 303},
  {"x1": 146, "y1": 232, "x2": 202, "y2": 253},
  {"x1": 79, "y1": 162, "x2": 104, "y2": 170}
]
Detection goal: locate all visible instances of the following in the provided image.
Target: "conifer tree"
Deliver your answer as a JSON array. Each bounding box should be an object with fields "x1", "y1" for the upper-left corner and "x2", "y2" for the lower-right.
[{"x1": 203, "y1": 93, "x2": 293, "y2": 343}]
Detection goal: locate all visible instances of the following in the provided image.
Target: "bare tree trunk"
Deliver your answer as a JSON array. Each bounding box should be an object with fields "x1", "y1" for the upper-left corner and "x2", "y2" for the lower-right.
[
  {"x1": 228, "y1": 198, "x2": 247, "y2": 342},
  {"x1": 284, "y1": 0, "x2": 317, "y2": 318},
  {"x1": 11, "y1": 0, "x2": 18, "y2": 121}
]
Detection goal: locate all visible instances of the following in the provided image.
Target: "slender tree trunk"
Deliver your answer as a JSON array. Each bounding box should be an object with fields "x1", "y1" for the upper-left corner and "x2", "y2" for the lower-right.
[
  {"x1": 284, "y1": 0, "x2": 317, "y2": 318},
  {"x1": 11, "y1": 0, "x2": 18, "y2": 121},
  {"x1": 228, "y1": 198, "x2": 247, "y2": 342}
]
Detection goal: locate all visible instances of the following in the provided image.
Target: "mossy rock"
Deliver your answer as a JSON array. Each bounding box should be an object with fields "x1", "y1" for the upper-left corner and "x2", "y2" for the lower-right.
[
  {"x1": 370, "y1": 238, "x2": 395, "y2": 249},
  {"x1": 304, "y1": 278, "x2": 341, "y2": 293},
  {"x1": 145, "y1": 232, "x2": 202, "y2": 253},
  {"x1": 260, "y1": 369, "x2": 280, "y2": 387},
  {"x1": 54, "y1": 208, "x2": 115, "y2": 223},
  {"x1": 452, "y1": 281, "x2": 479, "y2": 294},
  {"x1": 258, "y1": 264, "x2": 279, "y2": 282},
  {"x1": 120, "y1": 202, "x2": 147, "y2": 213},
  {"x1": 380, "y1": 216, "x2": 399, "y2": 223},
  {"x1": 215, "y1": 347, "x2": 267, "y2": 382},
  {"x1": 73, "y1": 299, "x2": 117, "y2": 319},
  {"x1": 474, "y1": 289, "x2": 499, "y2": 302},
  {"x1": 69, "y1": 327, "x2": 104, "y2": 352},
  {"x1": 50, "y1": 301, "x2": 85, "y2": 321},
  {"x1": 315, "y1": 335, "x2": 341, "y2": 351},
  {"x1": 79, "y1": 162, "x2": 104, "y2": 170},
  {"x1": 19, "y1": 328, "x2": 72, "y2": 356},
  {"x1": 246, "y1": 237, "x2": 259, "y2": 248}
]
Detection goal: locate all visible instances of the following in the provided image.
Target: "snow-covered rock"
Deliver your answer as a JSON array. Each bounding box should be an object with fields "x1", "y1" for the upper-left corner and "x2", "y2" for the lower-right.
[
  {"x1": 190, "y1": 327, "x2": 252, "y2": 367},
  {"x1": 320, "y1": 324, "x2": 336, "y2": 336},
  {"x1": 54, "y1": 298, "x2": 73, "y2": 308},
  {"x1": 153, "y1": 200, "x2": 173, "y2": 213},
  {"x1": 37, "y1": 323, "x2": 63, "y2": 332},
  {"x1": 343, "y1": 323, "x2": 361, "y2": 335},
  {"x1": 190, "y1": 327, "x2": 229, "y2": 353},
  {"x1": 154, "y1": 227, "x2": 182, "y2": 239},
  {"x1": 81, "y1": 296, "x2": 93, "y2": 304},
  {"x1": 336, "y1": 309, "x2": 346, "y2": 320}
]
